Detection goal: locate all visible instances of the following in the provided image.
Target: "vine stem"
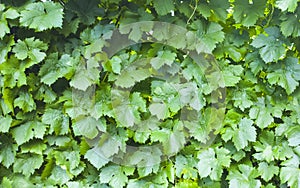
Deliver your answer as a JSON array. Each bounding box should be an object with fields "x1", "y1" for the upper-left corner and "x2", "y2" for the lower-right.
[{"x1": 187, "y1": 0, "x2": 199, "y2": 25}]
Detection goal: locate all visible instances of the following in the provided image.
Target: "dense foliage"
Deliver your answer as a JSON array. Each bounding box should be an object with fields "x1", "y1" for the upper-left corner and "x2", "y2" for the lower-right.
[{"x1": 0, "y1": 0, "x2": 300, "y2": 187}]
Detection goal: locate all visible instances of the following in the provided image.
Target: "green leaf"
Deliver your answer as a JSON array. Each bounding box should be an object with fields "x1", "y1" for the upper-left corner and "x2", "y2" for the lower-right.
[
  {"x1": 115, "y1": 68, "x2": 151, "y2": 88},
  {"x1": 13, "y1": 91, "x2": 36, "y2": 112},
  {"x1": 0, "y1": 35, "x2": 14, "y2": 64},
  {"x1": 222, "y1": 65, "x2": 244, "y2": 87},
  {"x1": 150, "y1": 50, "x2": 177, "y2": 70},
  {"x1": 39, "y1": 53, "x2": 75, "y2": 85},
  {"x1": 73, "y1": 117, "x2": 105, "y2": 139},
  {"x1": 280, "y1": 155, "x2": 300, "y2": 188},
  {"x1": 0, "y1": 136, "x2": 17, "y2": 168},
  {"x1": 54, "y1": 150, "x2": 80, "y2": 171},
  {"x1": 112, "y1": 90, "x2": 146, "y2": 127},
  {"x1": 251, "y1": 27, "x2": 286, "y2": 63},
  {"x1": 48, "y1": 166, "x2": 72, "y2": 185},
  {"x1": 20, "y1": 2, "x2": 64, "y2": 31},
  {"x1": 11, "y1": 120, "x2": 46, "y2": 145},
  {"x1": 42, "y1": 108, "x2": 69, "y2": 135},
  {"x1": 227, "y1": 164, "x2": 261, "y2": 188},
  {"x1": 257, "y1": 162, "x2": 279, "y2": 181},
  {"x1": 163, "y1": 124, "x2": 186, "y2": 155},
  {"x1": 249, "y1": 97, "x2": 275, "y2": 129},
  {"x1": 149, "y1": 102, "x2": 169, "y2": 120},
  {"x1": 13, "y1": 154, "x2": 43, "y2": 177},
  {"x1": 99, "y1": 165, "x2": 133, "y2": 188},
  {"x1": 197, "y1": 148, "x2": 231, "y2": 180},
  {"x1": 127, "y1": 147, "x2": 161, "y2": 177},
  {"x1": 65, "y1": 0, "x2": 104, "y2": 25},
  {"x1": 233, "y1": 90, "x2": 254, "y2": 111},
  {"x1": 175, "y1": 155, "x2": 198, "y2": 180},
  {"x1": 12, "y1": 37, "x2": 47, "y2": 63},
  {"x1": 190, "y1": 21, "x2": 225, "y2": 53},
  {"x1": 0, "y1": 56, "x2": 27, "y2": 88},
  {"x1": 280, "y1": 11, "x2": 300, "y2": 37},
  {"x1": 84, "y1": 148, "x2": 110, "y2": 169},
  {"x1": 153, "y1": 0, "x2": 175, "y2": 15},
  {"x1": 0, "y1": 115, "x2": 12, "y2": 133},
  {"x1": 70, "y1": 56, "x2": 100, "y2": 90},
  {"x1": 0, "y1": 6, "x2": 19, "y2": 39},
  {"x1": 20, "y1": 140, "x2": 46, "y2": 155},
  {"x1": 275, "y1": 0, "x2": 298, "y2": 12},
  {"x1": 267, "y1": 57, "x2": 300, "y2": 94},
  {"x1": 233, "y1": 0, "x2": 266, "y2": 27},
  {"x1": 223, "y1": 118, "x2": 256, "y2": 150},
  {"x1": 197, "y1": 0, "x2": 230, "y2": 23},
  {"x1": 1, "y1": 177, "x2": 12, "y2": 188},
  {"x1": 286, "y1": 126, "x2": 300, "y2": 147},
  {"x1": 253, "y1": 131, "x2": 276, "y2": 162}
]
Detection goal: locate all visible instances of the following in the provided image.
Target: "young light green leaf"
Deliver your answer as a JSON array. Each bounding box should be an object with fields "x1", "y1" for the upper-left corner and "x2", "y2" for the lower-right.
[
  {"x1": 0, "y1": 115, "x2": 12, "y2": 133},
  {"x1": 227, "y1": 164, "x2": 261, "y2": 188},
  {"x1": 13, "y1": 154, "x2": 43, "y2": 177},
  {"x1": 14, "y1": 91, "x2": 36, "y2": 112},
  {"x1": 11, "y1": 121, "x2": 46, "y2": 145},
  {"x1": 12, "y1": 37, "x2": 47, "y2": 62},
  {"x1": 99, "y1": 165, "x2": 134, "y2": 188},
  {"x1": 20, "y1": 2, "x2": 63, "y2": 31},
  {"x1": 197, "y1": 148, "x2": 231, "y2": 180},
  {"x1": 275, "y1": 0, "x2": 298, "y2": 12},
  {"x1": 258, "y1": 162, "x2": 279, "y2": 181}
]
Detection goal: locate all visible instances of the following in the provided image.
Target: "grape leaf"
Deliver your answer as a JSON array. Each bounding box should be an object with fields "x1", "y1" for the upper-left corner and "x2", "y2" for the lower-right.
[
  {"x1": 197, "y1": 148, "x2": 231, "y2": 180},
  {"x1": 233, "y1": 0, "x2": 266, "y2": 27},
  {"x1": 280, "y1": 155, "x2": 300, "y2": 188},
  {"x1": 258, "y1": 162, "x2": 279, "y2": 181},
  {"x1": 12, "y1": 37, "x2": 47, "y2": 63},
  {"x1": 251, "y1": 27, "x2": 286, "y2": 63},
  {"x1": 73, "y1": 116, "x2": 105, "y2": 139},
  {"x1": 20, "y1": 2, "x2": 64, "y2": 31},
  {"x1": 70, "y1": 57, "x2": 100, "y2": 91},
  {"x1": 189, "y1": 20, "x2": 225, "y2": 53},
  {"x1": 0, "y1": 136, "x2": 16, "y2": 168},
  {"x1": 222, "y1": 118, "x2": 256, "y2": 150},
  {"x1": 249, "y1": 97, "x2": 275, "y2": 129},
  {"x1": 150, "y1": 50, "x2": 177, "y2": 70},
  {"x1": 198, "y1": 0, "x2": 230, "y2": 23},
  {"x1": 0, "y1": 5, "x2": 19, "y2": 39},
  {"x1": 175, "y1": 155, "x2": 198, "y2": 180},
  {"x1": 275, "y1": 0, "x2": 298, "y2": 12},
  {"x1": 267, "y1": 57, "x2": 300, "y2": 94},
  {"x1": 115, "y1": 68, "x2": 151, "y2": 88},
  {"x1": 84, "y1": 148, "x2": 110, "y2": 169},
  {"x1": 11, "y1": 120, "x2": 46, "y2": 145},
  {"x1": 0, "y1": 56, "x2": 28, "y2": 88},
  {"x1": 42, "y1": 108, "x2": 69, "y2": 135},
  {"x1": 280, "y1": 10, "x2": 300, "y2": 37},
  {"x1": 99, "y1": 165, "x2": 134, "y2": 188},
  {"x1": 253, "y1": 131, "x2": 276, "y2": 162},
  {"x1": 222, "y1": 65, "x2": 244, "y2": 87},
  {"x1": 39, "y1": 53, "x2": 75, "y2": 85},
  {"x1": 153, "y1": 0, "x2": 174, "y2": 16},
  {"x1": 227, "y1": 164, "x2": 261, "y2": 188},
  {"x1": 0, "y1": 115, "x2": 12, "y2": 133},
  {"x1": 65, "y1": 0, "x2": 104, "y2": 25},
  {"x1": 13, "y1": 154, "x2": 43, "y2": 177},
  {"x1": 13, "y1": 91, "x2": 36, "y2": 112},
  {"x1": 0, "y1": 36, "x2": 14, "y2": 64},
  {"x1": 127, "y1": 147, "x2": 161, "y2": 177}
]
